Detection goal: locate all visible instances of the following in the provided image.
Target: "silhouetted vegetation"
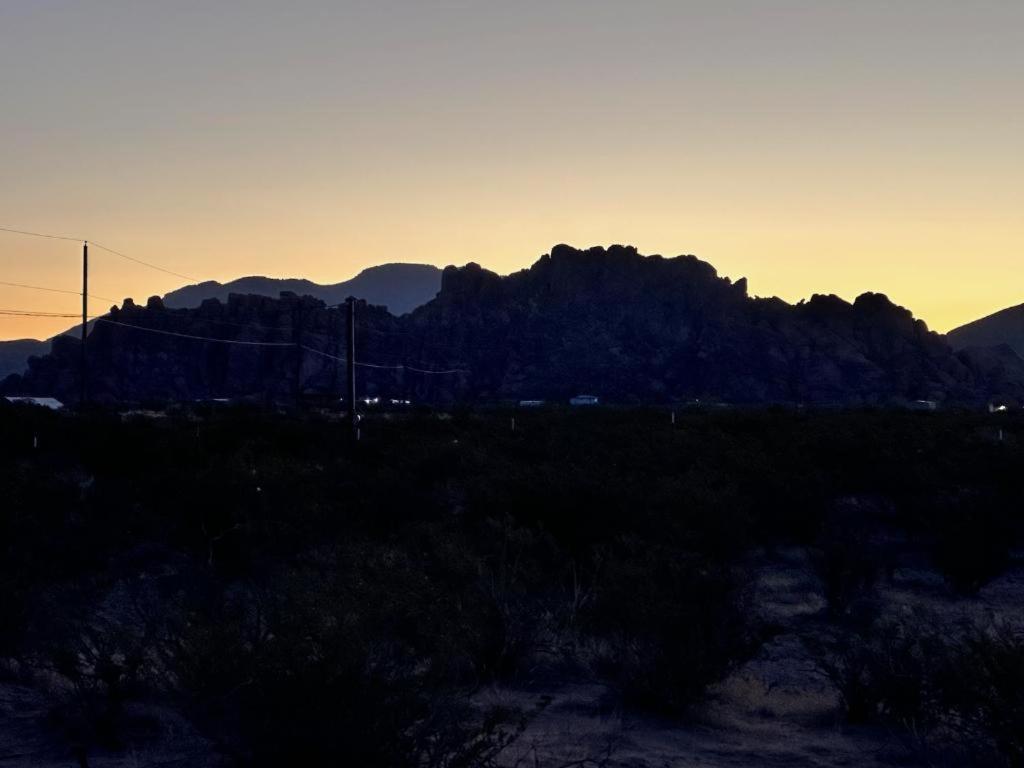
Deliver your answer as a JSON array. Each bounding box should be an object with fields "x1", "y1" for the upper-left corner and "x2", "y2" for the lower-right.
[
  {"x1": 0, "y1": 403, "x2": 1022, "y2": 765},
  {"x1": 812, "y1": 619, "x2": 1024, "y2": 766}
]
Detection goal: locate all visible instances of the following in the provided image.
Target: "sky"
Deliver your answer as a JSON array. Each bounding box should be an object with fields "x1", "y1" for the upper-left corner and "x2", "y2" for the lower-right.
[{"x1": 1, "y1": 0, "x2": 1021, "y2": 340}]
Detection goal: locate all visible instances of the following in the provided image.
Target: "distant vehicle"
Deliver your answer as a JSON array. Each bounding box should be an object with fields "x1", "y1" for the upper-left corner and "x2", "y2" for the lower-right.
[
  {"x1": 909, "y1": 400, "x2": 938, "y2": 411},
  {"x1": 569, "y1": 395, "x2": 599, "y2": 406},
  {"x1": 990, "y1": 403, "x2": 1009, "y2": 413},
  {"x1": 4, "y1": 396, "x2": 64, "y2": 411},
  {"x1": 389, "y1": 398, "x2": 411, "y2": 406},
  {"x1": 362, "y1": 396, "x2": 380, "y2": 405},
  {"x1": 518, "y1": 399, "x2": 545, "y2": 407}
]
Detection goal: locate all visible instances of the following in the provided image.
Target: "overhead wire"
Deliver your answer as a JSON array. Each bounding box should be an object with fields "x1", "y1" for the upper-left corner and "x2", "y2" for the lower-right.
[
  {"x1": 97, "y1": 320, "x2": 466, "y2": 373},
  {"x1": 0, "y1": 308, "x2": 98, "y2": 319},
  {"x1": 0, "y1": 225, "x2": 200, "y2": 282},
  {"x1": 0, "y1": 280, "x2": 116, "y2": 303},
  {"x1": 300, "y1": 344, "x2": 467, "y2": 374},
  {"x1": 361, "y1": 361, "x2": 468, "y2": 375},
  {"x1": 95, "y1": 318, "x2": 296, "y2": 346},
  {"x1": 130, "y1": 304, "x2": 299, "y2": 336},
  {"x1": 2, "y1": 223, "x2": 469, "y2": 375},
  {"x1": 350, "y1": 346, "x2": 470, "y2": 372},
  {"x1": 0, "y1": 225, "x2": 82, "y2": 242},
  {"x1": 89, "y1": 241, "x2": 199, "y2": 282}
]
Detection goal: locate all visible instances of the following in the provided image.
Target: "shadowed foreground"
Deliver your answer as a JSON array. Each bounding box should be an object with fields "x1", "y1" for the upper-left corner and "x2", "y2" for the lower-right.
[{"x1": 0, "y1": 404, "x2": 1022, "y2": 766}]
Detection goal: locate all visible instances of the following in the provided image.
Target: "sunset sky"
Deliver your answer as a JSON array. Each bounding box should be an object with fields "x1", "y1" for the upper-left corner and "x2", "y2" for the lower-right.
[{"x1": 1, "y1": 1, "x2": 1021, "y2": 340}]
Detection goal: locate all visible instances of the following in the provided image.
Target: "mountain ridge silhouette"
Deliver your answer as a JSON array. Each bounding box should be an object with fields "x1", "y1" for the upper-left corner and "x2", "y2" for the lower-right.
[
  {"x1": 162, "y1": 263, "x2": 441, "y2": 314},
  {"x1": 947, "y1": 302, "x2": 1024, "y2": 359},
  {"x1": 0, "y1": 263, "x2": 443, "y2": 379},
  {"x1": 5, "y1": 244, "x2": 1022, "y2": 406}
]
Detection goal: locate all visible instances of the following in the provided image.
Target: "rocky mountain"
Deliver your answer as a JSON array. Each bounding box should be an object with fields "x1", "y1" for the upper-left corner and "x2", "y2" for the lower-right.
[
  {"x1": 0, "y1": 263, "x2": 442, "y2": 380},
  {"x1": 162, "y1": 263, "x2": 442, "y2": 315},
  {"x1": 947, "y1": 302, "x2": 1024, "y2": 358},
  {"x1": 0, "y1": 338, "x2": 50, "y2": 380},
  {"x1": 5, "y1": 244, "x2": 1023, "y2": 407}
]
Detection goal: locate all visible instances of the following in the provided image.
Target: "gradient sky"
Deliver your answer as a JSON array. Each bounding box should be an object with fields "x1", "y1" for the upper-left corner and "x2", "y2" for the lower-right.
[{"x1": 1, "y1": 0, "x2": 1021, "y2": 340}]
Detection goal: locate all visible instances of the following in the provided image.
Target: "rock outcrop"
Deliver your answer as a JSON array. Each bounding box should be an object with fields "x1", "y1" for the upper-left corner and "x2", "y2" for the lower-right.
[
  {"x1": 5, "y1": 245, "x2": 1022, "y2": 406},
  {"x1": 947, "y1": 302, "x2": 1024, "y2": 359},
  {"x1": 0, "y1": 263, "x2": 443, "y2": 382},
  {"x1": 162, "y1": 263, "x2": 442, "y2": 315}
]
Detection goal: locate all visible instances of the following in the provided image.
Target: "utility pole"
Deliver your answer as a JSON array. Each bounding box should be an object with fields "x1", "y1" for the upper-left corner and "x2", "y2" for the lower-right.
[
  {"x1": 80, "y1": 240, "x2": 88, "y2": 406},
  {"x1": 293, "y1": 302, "x2": 304, "y2": 408},
  {"x1": 346, "y1": 297, "x2": 357, "y2": 438}
]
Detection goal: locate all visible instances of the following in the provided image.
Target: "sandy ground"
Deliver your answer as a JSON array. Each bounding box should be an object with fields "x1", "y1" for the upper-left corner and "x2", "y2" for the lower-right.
[
  {"x1": 490, "y1": 547, "x2": 1024, "y2": 768},
  {"x1": 0, "y1": 681, "x2": 217, "y2": 767},
  {"x1": 3, "y1": 546, "x2": 1022, "y2": 767}
]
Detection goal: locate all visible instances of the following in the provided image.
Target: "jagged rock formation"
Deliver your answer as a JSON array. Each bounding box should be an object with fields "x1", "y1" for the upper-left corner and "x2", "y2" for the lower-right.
[
  {"x1": 5, "y1": 245, "x2": 1023, "y2": 406},
  {"x1": 947, "y1": 302, "x2": 1024, "y2": 359},
  {"x1": 0, "y1": 263, "x2": 441, "y2": 381},
  {"x1": 162, "y1": 263, "x2": 442, "y2": 315}
]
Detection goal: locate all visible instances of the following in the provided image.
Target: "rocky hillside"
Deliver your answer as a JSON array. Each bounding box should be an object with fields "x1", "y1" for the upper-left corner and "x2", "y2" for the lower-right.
[
  {"x1": 5, "y1": 244, "x2": 1023, "y2": 406},
  {"x1": 0, "y1": 338, "x2": 49, "y2": 380},
  {"x1": 0, "y1": 263, "x2": 442, "y2": 381},
  {"x1": 162, "y1": 263, "x2": 442, "y2": 315},
  {"x1": 947, "y1": 302, "x2": 1024, "y2": 358}
]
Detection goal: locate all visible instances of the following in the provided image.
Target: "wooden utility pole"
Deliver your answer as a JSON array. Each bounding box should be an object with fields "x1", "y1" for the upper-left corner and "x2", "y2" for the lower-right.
[
  {"x1": 293, "y1": 303, "x2": 304, "y2": 407},
  {"x1": 346, "y1": 298, "x2": 357, "y2": 437},
  {"x1": 80, "y1": 240, "x2": 88, "y2": 406}
]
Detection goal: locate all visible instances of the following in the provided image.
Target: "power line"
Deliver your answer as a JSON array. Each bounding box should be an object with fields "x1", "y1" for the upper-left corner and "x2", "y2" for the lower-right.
[
  {"x1": 95, "y1": 318, "x2": 295, "y2": 346},
  {"x1": 354, "y1": 344, "x2": 470, "y2": 369},
  {"x1": 140, "y1": 304, "x2": 329, "y2": 337},
  {"x1": 0, "y1": 308, "x2": 95, "y2": 318},
  {"x1": 301, "y1": 345, "x2": 466, "y2": 374},
  {"x1": 89, "y1": 241, "x2": 199, "y2": 282},
  {"x1": 96, "y1": 321, "x2": 467, "y2": 372},
  {"x1": 300, "y1": 345, "x2": 345, "y2": 362},
  {"x1": 0, "y1": 283, "x2": 306, "y2": 336},
  {"x1": 355, "y1": 323, "x2": 511, "y2": 355},
  {"x1": 0, "y1": 225, "x2": 82, "y2": 242},
  {"x1": 1, "y1": 224, "x2": 200, "y2": 284},
  {"x1": 0, "y1": 280, "x2": 116, "y2": 303},
  {"x1": 1, "y1": 224, "x2": 467, "y2": 376},
  {"x1": 364, "y1": 361, "x2": 468, "y2": 375},
  {"x1": 2, "y1": 308, "x2": 466, "y2": 373}
]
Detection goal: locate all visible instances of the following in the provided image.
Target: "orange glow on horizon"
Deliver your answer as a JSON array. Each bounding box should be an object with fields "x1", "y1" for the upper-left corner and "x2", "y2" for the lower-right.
[{"x1": 1, "y1": 2, "x2": 1020, "y2": 341}]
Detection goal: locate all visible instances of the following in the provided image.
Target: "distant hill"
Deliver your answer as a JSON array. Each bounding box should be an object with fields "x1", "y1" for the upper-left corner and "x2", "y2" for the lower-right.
[
  {"x1": 163, "y1": 263, "x2": 442, "y2": 315},
  {"x1": 7, "y1": 244, "x2": 1024, "y2": 407},
  {"x1": 0, "y1": 338, "x2": 50, "y2": 380},
  {"x1": 947, "y1": 303, "x2": 1024, "y2": 358},
  {"x1": 0, "y1": 263, "x2": 442, "y2": 380}
]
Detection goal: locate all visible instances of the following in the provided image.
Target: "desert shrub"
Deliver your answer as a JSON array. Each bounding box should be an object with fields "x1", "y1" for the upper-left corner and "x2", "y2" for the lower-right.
[
  {"x1": 26, "y1": 598, "x2": 157, "y2": 764},
  {"x1": 944, "y1": 629, "x2": 1024, "y2": 767},
  {"x1": 584, "y1": 542, "x2": 754, "y2": 715},
  {"x1": 811, "y1": 620, "x2": 944, "y2": 728},
  {"x1": 929, "y1": 495, "x2": 1013, "y2": 594},
  {"x1": 162, "y1": 568, "x2": 544, "y2": 767},
  {"x1": 813, "y1": 619, "x2": 1024, "y2": 766},
  {"x1": 810, "y1": 501, "x2": 890, "y2": 618},
  {"x1": 2, "y1": 405, "x2": 1023, "y2": 762},
  {"x1": 455, "y1": 523, "x2": 558, "y2": 683}
]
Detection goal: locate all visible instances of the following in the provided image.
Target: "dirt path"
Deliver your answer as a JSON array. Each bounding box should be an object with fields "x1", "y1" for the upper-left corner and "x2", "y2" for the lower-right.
[{"x1": 497, "y1": 546, "x2": 1024, "y2": 767}]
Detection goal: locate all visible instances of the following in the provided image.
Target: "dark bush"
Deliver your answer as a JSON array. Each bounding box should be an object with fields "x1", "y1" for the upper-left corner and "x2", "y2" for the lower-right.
[
  {"x1": 1, "y1": 405, "x2": 1022, "y2": 762},
  {"x1": 585, "y1": 542, "x2": 754, "y2": 715},
  {"x1": 813, "y1": 619, "x2": 1024, "y2": 766},
  {"x1": 930, "y1": 495, "x2": 1013, "y2": 594}
]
